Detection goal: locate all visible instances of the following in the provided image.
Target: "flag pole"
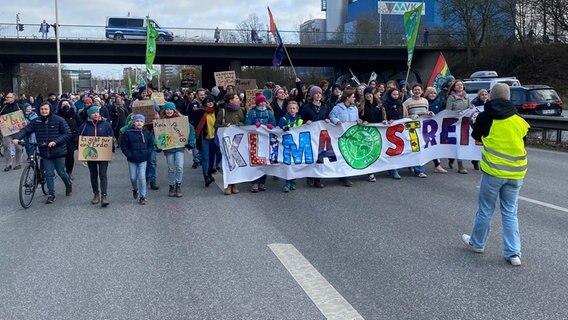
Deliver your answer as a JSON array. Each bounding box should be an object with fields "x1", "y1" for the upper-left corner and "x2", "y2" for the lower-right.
[{"x1": 281, "y1": 44, "x2": 297, "y2": 78}]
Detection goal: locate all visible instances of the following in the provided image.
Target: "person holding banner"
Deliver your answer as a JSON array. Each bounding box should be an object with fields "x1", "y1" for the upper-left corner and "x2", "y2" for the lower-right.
[
  {"x1": 425, "y1": 87, "x2": 448, "y2": 174},
  {"x1": 216, "y1": 93, "x2": 245, "y2": 195},
  {"x1": 329, "y1": 88, "x2": 362, "y2": 187},
  {"x1": 359, "y1": 87, "x2": 387, "y2": 182},
  {"x1": 12, "y1": 102, "x2": 73, "y2": 204},
  {"x1": 300, "y1": 85, "x2": 330, "y2": 188},
  {"x1": 446, "y1": 80, "x2": 472, "y2": 174},
  {"x1": 403, "y1": 84, "x2": 433, "y2": 178},
  {"x1": 1, "y1": 92, "x2": 24, "y2": 171},
  {"x1": 195, "y1": 97, "x2": 218, "y2": 188},
  {"x1": 244, "y1": 94, "x2": 276, "y2": 193},
  {"x1": 78, "y1": 106, "x2": 114, "y2": 207},
  {"x1": 383, "y1": 88, "x2": 405, "y2": 180},
  {"x1": 278, "y1": 101, "x2": 304, "y2": 192}
]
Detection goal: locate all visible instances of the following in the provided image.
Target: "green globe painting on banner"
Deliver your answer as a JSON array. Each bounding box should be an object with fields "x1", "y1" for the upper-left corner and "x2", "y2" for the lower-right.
[{"x1": 338, "y1": 125, "x2": 382, "y2": 169}]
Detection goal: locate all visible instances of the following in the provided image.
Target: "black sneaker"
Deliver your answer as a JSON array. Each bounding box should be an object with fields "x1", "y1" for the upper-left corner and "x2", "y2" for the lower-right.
[
  {"x1": 192, "y1": 162, "x2": 199, "y2": 169},
  {"x1": 133, "y1": 189, "x2": 139, "y2": 199},
  {"x1": 139, "y1": 197, "x2": 147, "y2": 205},
  {"x1": 150, "y1": 181, "x2": 160, "y2": 190},
  {"x1": 65, "y1": 182, "x2": 72, "y2": 196},
  {"x1": 46, "y1": 195, "x2": 55, "y2": 204}
]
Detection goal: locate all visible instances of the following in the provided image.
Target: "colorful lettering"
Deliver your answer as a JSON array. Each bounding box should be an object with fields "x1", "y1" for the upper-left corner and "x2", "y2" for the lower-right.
[
  {"x1": 282, "y1": 132, "x2": 314, "y2": 165},
  {"x1": 222, "y1": 133, "x2": 246, "y2": 171},
  {"x1": 422, "y1": 119, "x2": 438, "y2": 148},
  {"x1": 317, "y1": 130, "x2": 337, "y2": 163},
  {"x1": 386, "y1": 124, "x2": 405, "y2": 156},
  {"x1": 441, "y1": 118, "x2": 458, "y2": 144},
  {"x1": 248, "y1": 132, "x2": 266, "y2": 166}
]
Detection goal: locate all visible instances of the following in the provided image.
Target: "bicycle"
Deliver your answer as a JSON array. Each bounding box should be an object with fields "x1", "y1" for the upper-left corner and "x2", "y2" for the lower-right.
[{"x1": 18, "y1": 141, "x2": 47, "y2": 209}]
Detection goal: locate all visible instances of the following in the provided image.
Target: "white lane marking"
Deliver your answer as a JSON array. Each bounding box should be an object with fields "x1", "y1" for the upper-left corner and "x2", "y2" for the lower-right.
[
  {"x1": 519, "y1": 196, "x2": 568, "y2": 213},
  {"x1": 269, "y1": 243, "x2": 364, "y2": 320}
]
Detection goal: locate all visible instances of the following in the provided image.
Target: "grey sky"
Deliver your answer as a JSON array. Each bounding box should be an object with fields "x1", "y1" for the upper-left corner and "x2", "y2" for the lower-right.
[{"x1": 1, "y1": 0, "x2": 325, "y2": 78}]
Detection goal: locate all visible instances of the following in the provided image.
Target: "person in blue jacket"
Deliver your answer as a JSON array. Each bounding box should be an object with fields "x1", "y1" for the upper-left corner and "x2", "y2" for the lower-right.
[
  {"x1": 78, "y1": 106, "x2": 114, "y2": 207},
  {"x1": 12, "y1": 102, "x2": 72, "y2": 204},
  {"x1": 121, "y1": 114, "x2": 153, "y2": 205}
]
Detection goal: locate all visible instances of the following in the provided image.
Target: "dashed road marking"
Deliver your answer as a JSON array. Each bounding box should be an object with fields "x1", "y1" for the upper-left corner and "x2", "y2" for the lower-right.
[
  {"x1": 269, "y1": 243, "x2": 364, "y2": 320},
  {"x1": 519, "y1": 196, "x2": 568, "y2": 213}
]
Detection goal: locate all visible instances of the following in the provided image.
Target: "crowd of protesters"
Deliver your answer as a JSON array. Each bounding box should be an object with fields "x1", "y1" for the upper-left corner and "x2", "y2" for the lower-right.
[{"x1": 1, "y1": 74, "x2": 483, "y2": 205}]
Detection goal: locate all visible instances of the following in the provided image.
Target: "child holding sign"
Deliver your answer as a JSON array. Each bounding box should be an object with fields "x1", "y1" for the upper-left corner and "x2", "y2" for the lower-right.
[{"x1": 158, "y1": 102, "x2": 196, "y2": 198}]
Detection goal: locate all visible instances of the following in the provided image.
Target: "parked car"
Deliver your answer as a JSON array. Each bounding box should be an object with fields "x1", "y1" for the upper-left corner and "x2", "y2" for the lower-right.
[
  {"x1": 105, "y1": 17, "x2": 174, "y2": 41},
  {"x1": 510, "y1": 85, "x2": 563, "y2": 116}
]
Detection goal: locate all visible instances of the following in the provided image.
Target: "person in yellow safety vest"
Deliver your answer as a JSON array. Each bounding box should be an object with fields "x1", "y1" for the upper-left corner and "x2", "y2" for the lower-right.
[{"x1": 460, "y1": 83, "x2": 530, "y2": 267}]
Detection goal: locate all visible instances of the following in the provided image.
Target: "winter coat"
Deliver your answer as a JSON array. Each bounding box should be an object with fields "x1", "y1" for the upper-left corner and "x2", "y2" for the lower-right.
[
  {"x1": 360, "y1": 100, "x2": 385, "y2": 123},
  {"x1": 383, "y1": 95, "x2": 404, "y2": 121},
  {"x1": 244, "y1": 107, "x2": 276, "y2": 126},
  {"x1": 427, "y1": 94, "x2": 445, "y2": 114},
  {"x1": 329, "y1": 102, "x2": 359, "y2": 124},
  {"x1": 215, "y1": 103, "x2": 245, "y2": 128},
  {"x1": 471, "y1": 98, "x2": 519, "y2": 142},
  {"x1": 446, "y1": 93, "x2": 470, "y2": 111},
  {"x1": 121, "y1": 127, "x2": 153, "y2": 163},
  {"x1": 14, "y1": 113, "x2": 71, "y2": 159},
  {"x1": 300, "y1": 101, "x2": 329, "y2": 122},
  {"x1": 78, "y1": 119, "x2": 114, "y2": 138},
  {"x1": 56, "y1": 106, "x2": 81, "y2": 151}
]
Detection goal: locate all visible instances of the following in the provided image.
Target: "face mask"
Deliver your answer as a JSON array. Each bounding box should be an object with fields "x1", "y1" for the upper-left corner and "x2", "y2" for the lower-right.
[{"x1": 257, "y1": 106, "x2": 266, "y2": 111}]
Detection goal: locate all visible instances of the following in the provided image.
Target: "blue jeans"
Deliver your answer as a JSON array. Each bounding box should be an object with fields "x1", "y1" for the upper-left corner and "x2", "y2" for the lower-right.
[
  {"x1": 128, "y1": 161, "x2": 147, "y2": 198},
  {"x1": 146, "y1": 147, "x2": 157, "y2": 183},
  {"x1": 42, "y1": 156, "x2": 70, "y2": 196},
  {"x1": 413, "y1": 165, "x2": 425, "y2": 175},
  {"x1": 165, "y1": 151, "x2": 184, "y2": 185},
  {"x1": 470, "y1": 173, "x2": 524, "y2": 258},
  {"x1": 201, "y1": 139, "x2": 217, "y2": 175}
]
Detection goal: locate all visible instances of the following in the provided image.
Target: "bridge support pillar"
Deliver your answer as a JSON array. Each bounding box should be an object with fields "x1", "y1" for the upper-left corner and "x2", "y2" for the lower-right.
[
  {"x1": 0, "y1": 62, "x2": 19, "y2": 95},
  {"x1": 229, "y1": 60, "x2": 242, "y2": 79}
]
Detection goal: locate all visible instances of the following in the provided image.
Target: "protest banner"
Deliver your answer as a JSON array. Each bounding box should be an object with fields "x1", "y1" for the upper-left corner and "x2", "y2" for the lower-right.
[
  {"x1": 0, "y1": 110, "x2": 26, "y2": 137},
  {"x1": 153, "y1": 116, "x2": 189, "y2": 150},
  {"x1": 214, "y1": 71, "x2": 236, "y2": 87},
  {"x1": 151, "y1": 92, "x2": 166, "y2": 106},
  {"x1": 234, "y1": 79, "x2": 258, "y2": 92},
  {"x1": 131, "y1": 100, "x2": 156, "y2": 121},
  {"x1": 78, "y1": 136, "x2": 113, "y2": 161},
  {"x1": 216, "y1": 110, "x2": 482, "y2": 188}
]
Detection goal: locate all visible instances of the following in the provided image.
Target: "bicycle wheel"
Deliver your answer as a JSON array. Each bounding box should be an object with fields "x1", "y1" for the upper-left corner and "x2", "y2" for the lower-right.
[{"x1": 19, "y1": 164, "x2": 37, "y2": 209}]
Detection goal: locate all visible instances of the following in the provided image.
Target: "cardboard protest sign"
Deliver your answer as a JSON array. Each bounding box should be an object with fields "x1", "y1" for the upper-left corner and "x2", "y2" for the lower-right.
[
  {"x1": 131, "y1": 100, "x2": 156, "y2": 122},
  {"x1": 0, "y1": 110, "x2": 26, "y2": 137},
  {"x1": 214, "y1": 71, "x2": 236, "y2": 87},
  {"x1": 78, "y1": 136, "x2": 113, "y2": 161},
  {"x1": 245, "y1": 89, "x2": 262, "y2": 107},
  {"x1": 153, "y1": 116, "x2": 189, "y2": 150},
  {"x1": 151, "y1": 92, "x2": 166, "y2": 106},
  {"x1": 234, "y1": 79, "x2": 257, "y2": 92},
  {"x1": 180, "y1": 67, "x2": 196, "y2": 88}
]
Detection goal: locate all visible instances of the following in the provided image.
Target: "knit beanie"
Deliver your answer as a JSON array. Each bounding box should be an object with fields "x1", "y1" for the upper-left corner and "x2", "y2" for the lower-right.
[
  {"x1": 163, "y1": 101, "x2": 176, "y2": 110},
  {"x1": 273, "y1": 85, "x2": 284, "y2": 97},
  {"x1": 255, "y1": 93, "x2": 267, "y2": 105},
  {"x1": 87, "y1": 106, "x2": 100, "y2": 117},
  {"x1": 489, "y1": 83, "x2": 510, "y2": 100},
  {"x1": 364, "y1": 87, "x2": 375, "y2": 95},
  {"x1": 83, "y1": 97, "x2": 93, "y2": 104},
  {"x1": 309, "y1": 86, "x2": 323, "y2": 96},
  {"x1": 133, "y1": 114, "x2": 145, "y2": 122}
]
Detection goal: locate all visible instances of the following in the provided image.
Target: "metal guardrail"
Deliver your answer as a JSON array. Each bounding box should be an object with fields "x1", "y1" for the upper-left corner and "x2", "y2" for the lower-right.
[
  {"x1": 0, "y1": 23, "x2": 467, "y2": 47},
  {"x1": 521, "y1": 114, "x2": 568, "y2": 144}
]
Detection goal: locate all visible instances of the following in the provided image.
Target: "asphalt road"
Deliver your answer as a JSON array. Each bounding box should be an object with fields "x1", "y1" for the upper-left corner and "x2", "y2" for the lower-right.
[{"x1": 1, "y1": 147, "x2": 567, "y2": 319}]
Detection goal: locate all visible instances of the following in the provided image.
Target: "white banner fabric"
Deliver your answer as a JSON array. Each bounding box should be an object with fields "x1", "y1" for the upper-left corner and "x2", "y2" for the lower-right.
[{"x1": 217, "y1": 110, "x2": 482, "y2": 188}]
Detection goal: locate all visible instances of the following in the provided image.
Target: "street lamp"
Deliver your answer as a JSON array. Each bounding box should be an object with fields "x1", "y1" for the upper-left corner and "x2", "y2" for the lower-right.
[{"x1": 55, "y1": 0, "x2": 62, "y2": 96}]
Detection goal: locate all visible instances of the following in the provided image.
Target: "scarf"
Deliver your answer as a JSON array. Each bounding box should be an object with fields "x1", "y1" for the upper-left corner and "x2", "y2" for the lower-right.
[
  {"x1": 196, "y1": 106, "x2": 215, "y2": 136},
  {"x1": 224, "y1": 102, "x2": 241, "y2": 112},
  {"x1": 451, "y1": 90, "x2": 467, "y2": 99}
]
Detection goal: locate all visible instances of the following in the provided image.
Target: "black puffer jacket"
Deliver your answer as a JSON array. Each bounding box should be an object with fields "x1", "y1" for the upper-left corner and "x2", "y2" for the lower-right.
[
  {"x1": 121, "y1": 127, "x2": 152, "y2": 163},
  {"x1": 56, "y1": 106, "x2": 81, "y2": 151},
  {"x1": 472, "y1": 98, "x2": 518, "y2": 142},
  {"x1": 15, "y1": 114, "x2": 71, "y2": 159}
]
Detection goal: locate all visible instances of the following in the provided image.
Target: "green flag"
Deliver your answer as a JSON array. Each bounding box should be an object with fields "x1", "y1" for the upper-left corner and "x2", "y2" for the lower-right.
[
  {"x1": 403, "y1": 3, "x2": 423, "y2": 68},
  {"x1": 145, "y1": 17, "x2": 159, "y2": 78},
  {"x1": 127, "y1": 74, "x2": 132, "y2": 98}
]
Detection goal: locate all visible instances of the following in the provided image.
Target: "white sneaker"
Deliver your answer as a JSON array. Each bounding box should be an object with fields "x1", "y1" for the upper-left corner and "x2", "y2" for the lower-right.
[
  {"x1": 417, "y1": 172, "x2": 427, "y2": 178},
  {"x1": 435, "y1": 166, "x2": 448, "y2": 173},
  {"x1": 506, "y1": 255, "x2": 522, "y2": 266},
  {"x1": 461, "y1": 234, "x2": 484, "y2": 253},
  {"x1": 368, "y1": 174, "x2": 376, "y2": 182}
]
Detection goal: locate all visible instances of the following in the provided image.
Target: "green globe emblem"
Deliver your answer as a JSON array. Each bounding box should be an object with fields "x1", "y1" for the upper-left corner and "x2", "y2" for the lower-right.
[{"x1": 338, "y1": 125, "x2": 382, "y2": 169}]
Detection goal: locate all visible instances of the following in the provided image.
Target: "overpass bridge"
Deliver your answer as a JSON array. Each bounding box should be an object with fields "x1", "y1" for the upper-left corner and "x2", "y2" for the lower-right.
[{"x1": 0, "y1": 37, "x2": 465, "y2": 92}]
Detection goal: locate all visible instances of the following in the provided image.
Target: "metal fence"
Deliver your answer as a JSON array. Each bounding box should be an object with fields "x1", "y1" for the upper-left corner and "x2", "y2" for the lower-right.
[{"x1": 0, "y1": 23, "x2": 465, "y2": 47}]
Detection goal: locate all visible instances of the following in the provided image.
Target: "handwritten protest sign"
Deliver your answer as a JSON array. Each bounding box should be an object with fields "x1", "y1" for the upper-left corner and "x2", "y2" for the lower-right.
[
  {"x1": 131, "y1": 100, "x2": 156, "y2": 122},
  {"x1": 245, "y1": 89, "x2": 262, "y2": 107},
  {"x1": 235, "y1": 79, "x2": 257, "y2": 92},
  {"x1": 0, "y1": 110, "x2": 26, "y2": 137},
  {"x1": 151, "y1": 92, "x2": 166, "y2": 106},
  {"x1": 214, "y1": 71, "x2": 236, "y2": 87},
  {"x1": 153, "y1": 116, "x2": 189, "y2": 150},
  {"x1": 78, "y1": 136, "x2": 113, "y2": 161},
  {"x1": 180, "y1": 67, "x2": 196, "y2": 88}
]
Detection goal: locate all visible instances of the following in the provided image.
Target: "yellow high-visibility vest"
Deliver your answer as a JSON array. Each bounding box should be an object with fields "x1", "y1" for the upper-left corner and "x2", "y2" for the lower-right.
[{"x1": 480, "y1": 114, "x2": 530, "y2": 179}]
